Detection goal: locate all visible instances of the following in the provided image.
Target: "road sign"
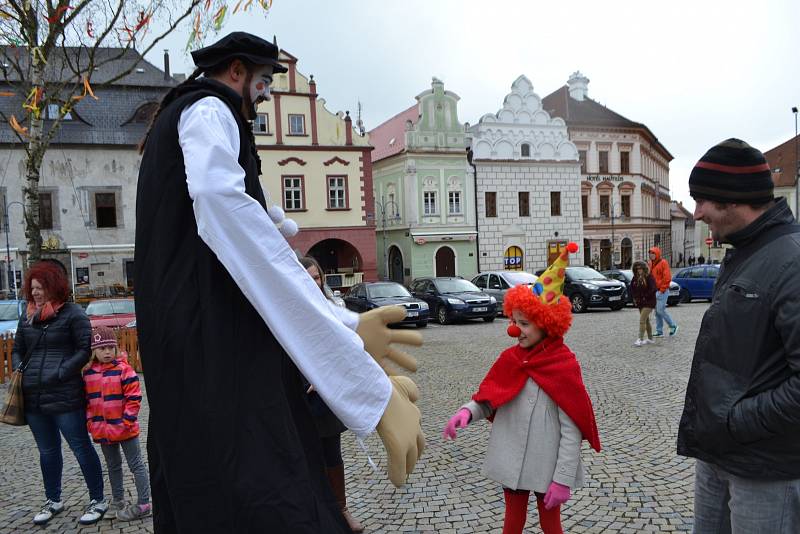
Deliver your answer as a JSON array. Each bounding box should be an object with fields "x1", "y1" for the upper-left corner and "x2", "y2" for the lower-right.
[
  {"x1": 705, "y1": 237, "x2": 713, "y2": 245},
  {"x1": 78, "y1": 252, "x2": 89, "y2": 259}
]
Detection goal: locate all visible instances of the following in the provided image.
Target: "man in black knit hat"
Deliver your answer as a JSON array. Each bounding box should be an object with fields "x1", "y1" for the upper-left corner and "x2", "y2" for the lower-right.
[
  {"x1": 135, "y1": 32, "x2": 424, "y2": 533},
  {"x1": 678, "y1": 139, "x2": 800, "y2": 532}
]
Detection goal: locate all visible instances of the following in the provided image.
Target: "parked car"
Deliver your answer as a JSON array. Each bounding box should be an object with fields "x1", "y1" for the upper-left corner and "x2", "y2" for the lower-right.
[
  {"x1": 344, "y1": 282, "x2": 429, "y2": 327},
  {"x1": 672, "y1": 264, "x2": 720, "y2": 302},
  {"x1": 536, "y1": 266, "x2": 625, "y2": 313},
  {"x1": 409, "y1": 277, "x2": 497, "y2": 325},
  {"x1": 471, "y1": 271, "x2": 538, "y2": 315},
  {"x1": 85, "y1": 298, "x2": 136, "y2": 328},
  {"x1": 601, "y1": 269, "x2": 681, "y2": 307},
  {"x1": 0, "y1": 299, "x2": 25, "y2": 335}
]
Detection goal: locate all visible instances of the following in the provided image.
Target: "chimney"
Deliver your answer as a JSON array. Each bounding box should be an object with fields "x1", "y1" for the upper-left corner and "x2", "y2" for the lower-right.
[
  {"x1": 567, "y1": 71, "x2": 589, "y2": 101},
  {"x1": 344, "y1": 111, "x2": 353, "y2": 145},
  {"x1": 163, "y1": 50, "x2": 171, "y2": 80}
]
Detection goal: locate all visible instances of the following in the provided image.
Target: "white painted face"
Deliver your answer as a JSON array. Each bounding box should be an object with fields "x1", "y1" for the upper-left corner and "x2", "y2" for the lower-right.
[{"x1": 249, "y1": 65, "x2": 274, "y2": 103}]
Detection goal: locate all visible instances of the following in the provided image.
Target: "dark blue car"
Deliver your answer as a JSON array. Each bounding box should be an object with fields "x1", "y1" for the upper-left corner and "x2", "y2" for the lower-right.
[
  {"x1": 409, "y1": 277, "x2": 497, "y2": 325},
  {"x1": 673, "y1": 264, "x2": 720, "y2": 302},
  {"x1": 344, "y1": 282, "x2": 430, "y2": 328}
]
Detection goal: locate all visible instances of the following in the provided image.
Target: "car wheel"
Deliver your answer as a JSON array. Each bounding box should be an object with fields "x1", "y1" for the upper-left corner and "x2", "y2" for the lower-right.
[
  {"x1": 416, "y1": 321, "x2": 427, "y2": 328},
  {"x1": 680, "y1": 288, "x2": 691, "y2": 303},
  {"x1": 570, "y1": 294, "x2": 586, "y2": 313},
  {"x1": 437, "y1": 306, "x2": 450, "y2": 325},
  {"x1": 483, "y1": 316, "x2": 495, "y2": 323}
]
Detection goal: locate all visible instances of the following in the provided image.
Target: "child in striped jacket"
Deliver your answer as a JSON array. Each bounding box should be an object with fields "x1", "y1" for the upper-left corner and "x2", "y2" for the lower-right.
[{"x1": 83, "y1": 326, "x2": 151, "y2": 521}]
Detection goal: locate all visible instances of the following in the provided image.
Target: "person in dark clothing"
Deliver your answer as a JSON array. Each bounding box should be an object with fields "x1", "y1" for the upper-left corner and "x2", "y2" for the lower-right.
[
  {"x1": 11, "y1": 261, "x2": 107, "y2": 526},
  {"x1": 629, "y1": 261, "x2": 656, "y2": 346},
  {"x1": 697, "y1": 254, "x2": 705, "y2": 264},
  {"x1": 135, "y1": 32, "x2": 423, "y2": 533},
  {"x1": 299, "y1": 256, "x2": 363, "y2": 532},
  {"x1": 679, "y1": 139, "x2": 800, "y2": 533}
]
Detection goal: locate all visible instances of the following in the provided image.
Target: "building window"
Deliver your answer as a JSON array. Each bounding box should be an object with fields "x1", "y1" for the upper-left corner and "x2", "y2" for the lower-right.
[
  {"x1": 599, "y1": 151, "x2": 609, "y2": 173},
  {"x1": 39, "y1": 192, "x2": 53, "y2": 230},
  {"x1": 578, "y1": 150, "x2": 587, "y2": 174},
  {"x1": 46, "y1": 103, "x2": 72, "y2": 120},
  {"x1": 485, "y1": 191, "x2": 497, "y2": 218},
  {"x1": 521, "y1": 143, "x2": 530, "y2": 157},
  {"x1": 288, "y1": 114, "x2": 305, "y2": 135},
  {"x1": 518, "y1": 192, "x2": 530, "y2": 217},
  {"x1": 654, "y1": 234, "x2": 661, "y2": 246},
  {"x1": 95, "y1": 192, "x2": 117, "y2": 228},
  {"x1": 327, "y1": 176, "x2": 347, "y2": 209},
  {"x1": 253, "y1": 113, "x2": 269, "y2": 134},
  {"x1": 621, "y1": 195, "x2": 631, "y2": 217},
  {"x1": 600, "y1": 195, "x2": 610, "y2": 217},
  {"x1": 620, "y1": 151, "x2": 630, "y2": 174},
  {"x1": 581, "y1": 195, "x2": 588, "y2": 218},
  {"x1": 282, "y1": 176, "x2": 304, "y2": 211},
  {"x1": 550, "y1": 192, "x2": 561, "y2": 216},
  {"x1": 448, "y1": 191, "x2": 461, "y2": 214},
  {"x1": 424, "y1": 191, "x2": 437, "y2": 215}
]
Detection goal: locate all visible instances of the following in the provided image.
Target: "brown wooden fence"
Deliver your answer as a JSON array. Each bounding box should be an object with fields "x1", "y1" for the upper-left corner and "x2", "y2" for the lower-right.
[{"x1": 0, "y1": 327, "x2": 141, "y2": 384}]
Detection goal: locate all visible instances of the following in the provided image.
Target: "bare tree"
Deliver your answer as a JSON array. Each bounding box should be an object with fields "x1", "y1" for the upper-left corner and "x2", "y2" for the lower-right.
[{"x1": 0, "y1": 0, "x2": 272, "y2": 261}]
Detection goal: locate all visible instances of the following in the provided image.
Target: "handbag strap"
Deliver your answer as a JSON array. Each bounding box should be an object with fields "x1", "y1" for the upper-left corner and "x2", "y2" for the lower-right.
[{"x1": 17, "y1": 325, "x2": 47, "y2": 373}]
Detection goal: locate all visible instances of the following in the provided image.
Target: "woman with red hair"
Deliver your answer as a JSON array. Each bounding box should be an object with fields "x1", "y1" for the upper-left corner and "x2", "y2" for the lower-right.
[
  {"x1": 11, "y1": 261, "x2": 108, "y2": 526},
  {"x1": 442, "y1": 244, "x2": 601, "y2": 534}
]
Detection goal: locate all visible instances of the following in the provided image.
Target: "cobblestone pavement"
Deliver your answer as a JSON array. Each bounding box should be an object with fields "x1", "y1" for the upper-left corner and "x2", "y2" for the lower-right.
[{"x1": 1, "y1": 302, "x2": 708, "y2": 533}]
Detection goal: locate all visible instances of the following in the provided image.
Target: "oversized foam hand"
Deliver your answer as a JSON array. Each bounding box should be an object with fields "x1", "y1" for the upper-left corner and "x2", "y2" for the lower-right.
[
  {"x1": 543, "y1": 481, "x2": 571, "y2": 510},
  {"x1": 442, "y1": 408, "x2": 471, "y2": 440},
  {"x1": 377, "y1": 375, "x2": 426, "y2": 487},
  {"x1": 356, "y1": 306, "x2": 422, "y2": 373}
]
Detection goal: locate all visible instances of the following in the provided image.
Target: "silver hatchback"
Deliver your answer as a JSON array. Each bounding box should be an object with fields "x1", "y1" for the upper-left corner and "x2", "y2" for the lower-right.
[{"x1": 471, "y1": 271, "x2": 539, "y2": 315}]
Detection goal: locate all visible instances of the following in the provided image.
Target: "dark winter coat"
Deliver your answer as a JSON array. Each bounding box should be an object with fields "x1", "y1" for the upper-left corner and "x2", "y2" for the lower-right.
[
  {"x1": 630, "y1": 275, "x2": 657, "y2": 309},
  {"x1": 11, "y1": 303, "x2": 91, "y2": 415},
  {"x1": 677, "y1": 198, "x2": 800, "y2": 479},
  {"x1": 135, "y1": 78, "x2": 348, "y2": 533}
]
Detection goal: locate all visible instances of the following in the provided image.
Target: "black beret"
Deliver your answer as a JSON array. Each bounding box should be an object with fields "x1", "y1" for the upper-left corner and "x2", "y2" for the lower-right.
[{"x1": 191, "y1": 32, "x2": 288, "y2": 73}]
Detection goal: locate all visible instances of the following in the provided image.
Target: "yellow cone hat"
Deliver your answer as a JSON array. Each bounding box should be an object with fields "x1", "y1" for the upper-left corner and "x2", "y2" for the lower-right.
[{"x1": 535, "y1": 242, "x2": 579, "y2": 304}]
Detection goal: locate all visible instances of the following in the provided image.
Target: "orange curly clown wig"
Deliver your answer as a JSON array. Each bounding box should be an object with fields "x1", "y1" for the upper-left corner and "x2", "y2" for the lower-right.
[{"x1": 503, "y1": 284, "x2": 573, "y2": 338}]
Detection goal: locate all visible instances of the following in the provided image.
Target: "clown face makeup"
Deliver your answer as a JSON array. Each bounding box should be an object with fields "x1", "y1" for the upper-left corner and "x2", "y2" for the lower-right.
[{"x1": 249, "y1": 66, "x2": 274, "y2": 103}]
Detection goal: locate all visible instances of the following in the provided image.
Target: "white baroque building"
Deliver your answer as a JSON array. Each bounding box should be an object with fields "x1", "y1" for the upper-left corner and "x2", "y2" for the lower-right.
[{"x1": 468, "y1": 75, "x2": 583, "y2": 273}]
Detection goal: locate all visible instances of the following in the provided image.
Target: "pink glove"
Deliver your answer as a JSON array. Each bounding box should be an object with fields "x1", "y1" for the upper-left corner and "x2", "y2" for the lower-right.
[
  {"x1": 543, "y1": 481, "x2": 570, "y2": 510},
  {"x1": 442, "y1": 408, "x2": 471, "y2": 440}
]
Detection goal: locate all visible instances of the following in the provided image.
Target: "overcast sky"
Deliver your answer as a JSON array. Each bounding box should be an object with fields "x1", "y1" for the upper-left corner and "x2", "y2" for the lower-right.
[{"x1": 147, "y1": 0, "x2": 799, "y2": 210}]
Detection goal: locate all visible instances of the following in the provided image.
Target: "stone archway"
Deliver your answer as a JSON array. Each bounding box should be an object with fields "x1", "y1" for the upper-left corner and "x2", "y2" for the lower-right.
[
  {"x1": 435, "y1": 246, "x2": 455, "y2": 277},
  {"x1": 307, "y1": 238, "x2": 363, "y2": 289},
  {"x1": 600, "y1": 239, "x2": 612, "y2": 270},
  {"x1": 388, "y1": 245, "x2": 404, "y2": 284},
  {"x1": 621, "y1": 237, "x2": 633, "y2": 269}
]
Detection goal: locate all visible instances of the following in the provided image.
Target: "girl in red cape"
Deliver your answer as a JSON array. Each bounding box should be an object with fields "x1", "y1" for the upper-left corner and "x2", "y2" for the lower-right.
[{"x1": 443, "y1": 244, "x2": 600, "y2": 534}]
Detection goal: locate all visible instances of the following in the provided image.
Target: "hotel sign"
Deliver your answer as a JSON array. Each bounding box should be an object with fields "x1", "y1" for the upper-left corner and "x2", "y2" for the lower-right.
[{"x1": 587, "y1": 175, "x2": 624, "y2": 182}]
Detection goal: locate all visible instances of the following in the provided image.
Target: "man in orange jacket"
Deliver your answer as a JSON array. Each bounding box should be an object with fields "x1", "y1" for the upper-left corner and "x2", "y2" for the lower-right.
[{"x1": 648, "y1": 247, "x2": 678, "y2": 336}]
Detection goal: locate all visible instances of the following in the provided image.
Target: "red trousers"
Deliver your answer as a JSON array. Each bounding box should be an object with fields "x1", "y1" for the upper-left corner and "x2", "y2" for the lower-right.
[{"x1": 503, "y1": 488, "x2": 563, "y2": 534}]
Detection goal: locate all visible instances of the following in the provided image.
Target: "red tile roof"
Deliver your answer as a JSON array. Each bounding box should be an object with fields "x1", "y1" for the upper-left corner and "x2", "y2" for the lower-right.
[
  {"x1": 541, "y1": 86, "x2": 673, "y2": 161},
  {"x1": 369, "y1": 104, "x2": 419, "y2": 163}
]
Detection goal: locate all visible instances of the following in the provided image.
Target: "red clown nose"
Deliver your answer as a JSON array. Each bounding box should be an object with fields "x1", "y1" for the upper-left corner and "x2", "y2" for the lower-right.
[{"x1": 507, "y1": 324, "x2": 521, "y2": 338}]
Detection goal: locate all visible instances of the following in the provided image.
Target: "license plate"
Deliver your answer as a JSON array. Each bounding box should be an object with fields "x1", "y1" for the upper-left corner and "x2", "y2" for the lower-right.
[
  {"x1": 406, "y1": 311, "x2": 418, "y2": 317},
  {"x1": 608, "y1": 296, "x2": 621, "y2": 301},
  {"x1": 472, "y1": 307, "x2": 487, "y2": 312}
]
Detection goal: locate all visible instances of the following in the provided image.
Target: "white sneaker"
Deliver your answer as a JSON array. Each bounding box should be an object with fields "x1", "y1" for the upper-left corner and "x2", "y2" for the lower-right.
[
  {"x1": 33, "y1": 500, "x2": 64, "y2": 525},
  {"x1": 643, "y1": 339, "x2": 655, "y2": 345},
  {"x1": 634, "y1": 339, "x2": 643, "y2": 347},
  {"x1": 79, "y1": 499, "x2": 108, "y2": 525}
]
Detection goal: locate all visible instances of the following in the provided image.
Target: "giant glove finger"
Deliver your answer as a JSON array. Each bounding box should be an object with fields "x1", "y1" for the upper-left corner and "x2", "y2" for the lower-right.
[
  {"x1": 356, "y1": 306, "x2": 422, "y2": 373},
  {"x1": 377, "y1": 375, "x2": 425, "y2": 487}
]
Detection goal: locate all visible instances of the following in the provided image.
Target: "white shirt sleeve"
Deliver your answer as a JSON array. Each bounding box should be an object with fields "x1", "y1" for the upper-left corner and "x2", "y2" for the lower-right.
[{"x1": 178, "y1": 97, "x2": 391, "y2": 437}]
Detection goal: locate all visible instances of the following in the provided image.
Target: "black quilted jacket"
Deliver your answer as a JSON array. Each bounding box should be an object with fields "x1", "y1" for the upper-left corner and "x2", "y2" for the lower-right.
[{"x1": 11, "y1": 303, "x2": 92, "y2": 414}]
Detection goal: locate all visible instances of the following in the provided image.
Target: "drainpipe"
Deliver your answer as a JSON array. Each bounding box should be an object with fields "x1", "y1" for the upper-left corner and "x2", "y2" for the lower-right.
[{"x1": 467, "y1": 148, "x2": 481, "y2": 273}]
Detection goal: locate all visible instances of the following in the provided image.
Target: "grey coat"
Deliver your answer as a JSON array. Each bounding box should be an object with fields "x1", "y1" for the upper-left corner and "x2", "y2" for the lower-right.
[{"x1": 463, "y1": 377, "x2": 585, "y2": 493}]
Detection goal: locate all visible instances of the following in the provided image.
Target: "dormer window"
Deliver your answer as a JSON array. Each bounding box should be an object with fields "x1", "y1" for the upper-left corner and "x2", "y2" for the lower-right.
[
  {"x1": 521, "y1": 143, "x2": 530, "y2": 157},
  {"x1": 46, "y1": 103, "x2": 72, "y2": 120}
]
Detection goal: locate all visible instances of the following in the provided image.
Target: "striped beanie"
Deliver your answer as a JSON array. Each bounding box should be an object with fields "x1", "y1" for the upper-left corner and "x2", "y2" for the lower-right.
[{"x1": 689, "y1": 139, "x2": 773, "y2": 205}]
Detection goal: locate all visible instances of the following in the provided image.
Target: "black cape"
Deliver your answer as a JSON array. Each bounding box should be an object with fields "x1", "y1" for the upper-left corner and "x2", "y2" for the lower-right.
[{"x1": 135, "y1": 78, "x2": 350, "y2": 533}]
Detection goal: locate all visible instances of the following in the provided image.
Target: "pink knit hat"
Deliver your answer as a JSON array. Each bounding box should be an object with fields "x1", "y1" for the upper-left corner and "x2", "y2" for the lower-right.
[{"x1": 91, "y1": 326, "x2": 117, "y2": 350}]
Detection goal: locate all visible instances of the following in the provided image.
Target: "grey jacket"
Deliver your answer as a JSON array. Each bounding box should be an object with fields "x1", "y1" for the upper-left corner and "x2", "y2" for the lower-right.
[
  {"x1": 677, "y1": 198, "x2": 800, "y2": 479},
  {"x1": 463, "y1": 377, "x2": 585, "y2": 493}
]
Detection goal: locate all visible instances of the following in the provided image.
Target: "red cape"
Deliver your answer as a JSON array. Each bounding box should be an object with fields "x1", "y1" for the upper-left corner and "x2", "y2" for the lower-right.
[{"x1": 472, "y1": 337, "x2": 601, "y2": 452}]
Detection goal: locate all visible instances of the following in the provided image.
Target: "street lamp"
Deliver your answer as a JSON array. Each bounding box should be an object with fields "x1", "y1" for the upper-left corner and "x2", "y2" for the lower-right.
[
  {"x1": 793, "y1": 106, "x2": 798, "y2": 220},
  {"x1": 376, "y1": 195, "x2": 401, "y2": 280},
  {"x1": 3, "y1": 195, "x2": 24, "y2": 297}
]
